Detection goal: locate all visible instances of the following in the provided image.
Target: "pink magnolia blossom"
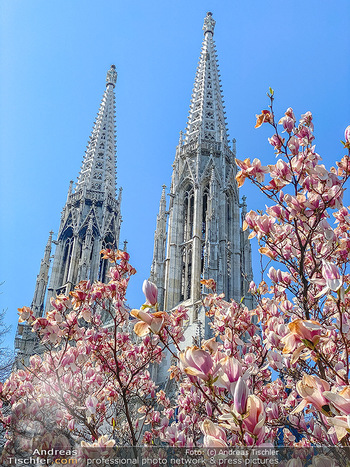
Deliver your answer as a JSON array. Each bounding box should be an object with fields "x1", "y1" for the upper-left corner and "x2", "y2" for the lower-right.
[
  {"x1": 130, "y1": 309, "x2": 168, "y2": 336},
  {"x1": 297, "y1": 125, "x2": 315, "y2": 146},
  {"x1": 268, "y1": 267, "x2": 292, "y2": 286},
  {"x1": 278, "y1": 115, "x2": 294, "y2": 133},
  {"x1": 288, "y1": 135, "x2": 299, "y2": 155},
  {"x1": 292, "y1": 374, "x2": 331, "y2": 415},
  {"x1": 323, "y1": 386, "x2": 350, "y2": 415},
  {"x1": 311, "y1": 455, "x2": 337, "y2": 467},
  {"x1": 281, "y1": 319, "x2": 322, "y2": 362},
  {"x1": 201, "y1": 419, "x2": 227, "y2": 447},
  {"x1": 344, "y1": 125, "x2": 350, "y2": 146},
  {"x1": 201, "y1": 337, "x2": 219, "y2": 354},
  {"x1": 219, "y1": 395, "x2": 266, "y2": 443},
  {"x1": 233, "y1": 377, "x2": 249, "y2": 415},
  {"x1": 300, "y1": 111, "x2": 314, "y2": 131},
  {"x1": 215, "y1": 356, "x2": 243, "y2": 394},
  {"x1": 268, "y1": 134, "x2": 285, "y2": 151},
  {"x1": 81, "y1": 435, "x2": 115, "y2": 448},
  {"x1": 85, "y1": 395, "x2": 98, "y2": 416},
  {"x1": 142, "y1": 280, "x2": 158, "y2": 306},
  {"x1": 326, "y1": 415, "x2": 350, "y2": 441},
  {"x1": 270, "y1": 159, "x2": 292, "y2": 182},
  {"x1": 321, "y1": 260, "x2": 342, "y2": 292},
  {"x1": 179, "y1": 346, "x2": 215, "y2": 381},
  {"x1": 236, "y1": 158, "x2": 269, "y2": 187},
  {"x1": 248, "y1": 281, "x2": 257, "y2": 294},
  {"x1": 285, "y1": 107, "x2": 296, "y2": 122},
  {"x1": 243, "y1": 395, "x2": 266, "y2": 440}
]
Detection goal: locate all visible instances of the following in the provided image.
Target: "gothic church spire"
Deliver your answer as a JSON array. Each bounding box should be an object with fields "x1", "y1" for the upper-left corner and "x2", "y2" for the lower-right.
[
  {"x1": 44, "y1": 65, "x2": 122, "y2": 305},
  {"x1": 185, "y1": 12, "x2": 228, "y2": 145},
  {"x1": 76, "y1": 65, "x2": 117, "y2": 196},
  {"x1": 150, "y1": 13, "x2": 254, "y2": 369},
  {"x1": 15, "y1": 66, "x2": 123, "y2": 366},
  {"x1": 31, "y1": 231, "x2": 53, "y2": 317}
]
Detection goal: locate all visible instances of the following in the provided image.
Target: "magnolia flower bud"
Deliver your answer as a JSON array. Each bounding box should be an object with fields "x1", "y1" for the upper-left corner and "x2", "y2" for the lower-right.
[
  {"x1": 345, "y1": 125, "x2": 350, "y2": 144},
  {"x1": 268, "y1": 134, "x2": 285, "y2": 150},
  {"x1": 233, "y1": 376, "x2": 249, "y2": 415},
  {"x1": 142, "y1": 280, "x2": 158, "y2": 306},
  {"x1": 248, "y1": 281, "x2": 257, "y2": 294},
  {"x1": 288, "y1": 136, "x2": 299, "y2": 155}
]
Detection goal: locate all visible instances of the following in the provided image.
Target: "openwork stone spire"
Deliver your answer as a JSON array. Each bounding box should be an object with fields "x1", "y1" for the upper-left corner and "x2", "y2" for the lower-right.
[
  {"x1": 150, "y1": 13, "x2": 254, "y2": 383},
  {"x1": 76, "y1": 65, "x2": 117, "y2": 195},
  {"x1": 31, "y1": 231, "x2": 53, "y2": 317},
  {"x1": 185, "y1": 12, "x2": 228, "y2": 145},
  {"x1": 15, "y1": 66, "x2": 123, "y2": 370}
]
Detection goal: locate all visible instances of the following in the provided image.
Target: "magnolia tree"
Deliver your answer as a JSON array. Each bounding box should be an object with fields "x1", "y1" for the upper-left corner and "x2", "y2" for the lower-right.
[{"x1": 1, "y1": 93, "x2": 350, "y2": 465}]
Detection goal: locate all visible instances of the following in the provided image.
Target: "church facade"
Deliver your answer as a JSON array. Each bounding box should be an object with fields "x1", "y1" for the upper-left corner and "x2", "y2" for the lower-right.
[{"x1": 15, "y1": 13, "x2": 253, "y2": 363}]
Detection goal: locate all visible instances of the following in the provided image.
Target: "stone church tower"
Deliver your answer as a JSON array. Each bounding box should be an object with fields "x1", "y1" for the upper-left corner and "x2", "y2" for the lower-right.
[
  {"x1": 150, "y1": 13, "x2": 253, "y2": 349},
  {"x1": 15, "y1": 65, "x2": 122, "y2": 361}
]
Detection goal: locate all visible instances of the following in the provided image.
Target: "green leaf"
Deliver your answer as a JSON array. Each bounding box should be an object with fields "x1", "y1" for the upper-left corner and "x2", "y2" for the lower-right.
[{"x1": 269, "y1": 87, "x2": 274, "y2": 96}]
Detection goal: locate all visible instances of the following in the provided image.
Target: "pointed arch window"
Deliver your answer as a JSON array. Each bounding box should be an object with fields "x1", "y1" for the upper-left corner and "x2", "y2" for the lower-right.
[
  {"x1": 226, "y1": 193, "x2": 233, "y2": 298},
  {"x1": 181, "y1": 184, "x2": 194, "y2": 301},
  {"x1": 183, "y1": 185, "x2": 194, "y2": 242},
  {"x1": 202, "y1": 184, "x2": 209, "y2": 241},
  {"x1": 201, "y1": 184, "x2": 210, "y2": 278},
  {"x1": 180, "y1": 245, "x2": 192, "y2": 302},
  {"x1": 60, "y1": 230, "x2": 74, "y2": 286}
]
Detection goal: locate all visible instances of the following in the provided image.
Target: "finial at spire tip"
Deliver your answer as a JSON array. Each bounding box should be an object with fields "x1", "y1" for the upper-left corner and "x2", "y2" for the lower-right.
[
  {"x1": 106, "y1": 65, "x2": 117, "y2": 87},
  {"x1": 203, "y1": 11, "x2": 215, "y2": 35}
]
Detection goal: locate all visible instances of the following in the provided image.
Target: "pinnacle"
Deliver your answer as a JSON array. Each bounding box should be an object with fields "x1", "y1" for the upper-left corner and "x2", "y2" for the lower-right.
[
  {"x1": 106, "y1": 65, "x2": 117, "y2": 87},
  {"x1": 203, "y1": 12, "x2": 216, "y2": 36}
]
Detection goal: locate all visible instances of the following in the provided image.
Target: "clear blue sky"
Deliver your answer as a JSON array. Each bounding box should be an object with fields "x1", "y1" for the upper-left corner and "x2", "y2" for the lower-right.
[{"x1": 0, "y1": 1, "x2": 349, "y2": 350}]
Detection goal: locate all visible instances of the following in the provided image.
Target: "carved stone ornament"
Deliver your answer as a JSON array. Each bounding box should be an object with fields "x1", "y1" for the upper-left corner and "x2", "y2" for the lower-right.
[
  {"x1": 106, "y1": 65, "x2": 117, "y2": 86},
  {"x1": 203, "y1": 12, "x2": 216, "y2": 35}
]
